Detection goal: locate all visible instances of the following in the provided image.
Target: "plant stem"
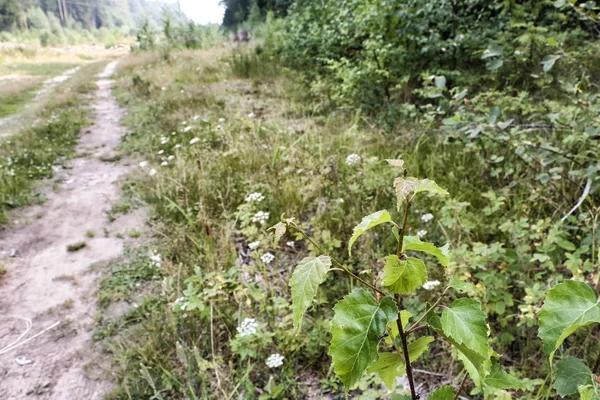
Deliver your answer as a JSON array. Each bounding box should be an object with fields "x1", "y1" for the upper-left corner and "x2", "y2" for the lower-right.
[
  {"x1": 396, "y1": 199, "x2": 412, "y2": 257},
  {"x1": 394, "y1": 187, "x2": 418, "y2": 399},
  {"x1": 454, "y1": 373, "x2": 468, "y2": 400},
  {"x1": 396, "y1": 294, "x2": 418, "y2": 400},
  {"x1": 290, "y1": 223, "x2": 386, "y2": 296},
  {"x1": 407, "y1": 286, "x2": 450, "y2": 333},
  {"x1": 593, "y1": 347, "x2": 600, "y2": 374}
]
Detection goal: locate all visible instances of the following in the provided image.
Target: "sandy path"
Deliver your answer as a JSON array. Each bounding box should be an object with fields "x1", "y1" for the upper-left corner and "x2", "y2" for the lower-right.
[{"x1": 0, "y1": 61, "x2": 143, "y2": 398}]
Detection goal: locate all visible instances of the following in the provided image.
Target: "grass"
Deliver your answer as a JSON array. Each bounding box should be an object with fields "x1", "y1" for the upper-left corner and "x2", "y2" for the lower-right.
[
  {"x1": 66, "y1": 241, "x2": 87, "y2": 252},
  {"x1": 0, "y1": 78, "x2": 41, "y2": 118}
]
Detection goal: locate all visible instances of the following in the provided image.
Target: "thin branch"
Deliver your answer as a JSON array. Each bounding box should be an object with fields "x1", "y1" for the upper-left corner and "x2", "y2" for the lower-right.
[{"x1": 454, "y1": 373, "x2": 468, "y2": 400}]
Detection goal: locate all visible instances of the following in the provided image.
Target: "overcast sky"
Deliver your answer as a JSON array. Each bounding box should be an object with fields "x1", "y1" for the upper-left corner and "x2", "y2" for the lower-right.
[{"x1": 179, "y1": 0, "x2": 225, "y2": 25}]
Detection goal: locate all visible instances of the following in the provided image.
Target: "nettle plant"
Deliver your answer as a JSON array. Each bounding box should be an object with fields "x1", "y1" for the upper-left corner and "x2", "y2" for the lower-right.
[
  {"x1": 271, "y1": 160, "x2": 523, "y2": 399},
  {"x1": 271, "y1": 160, "x2": 600, "y2": 398}
]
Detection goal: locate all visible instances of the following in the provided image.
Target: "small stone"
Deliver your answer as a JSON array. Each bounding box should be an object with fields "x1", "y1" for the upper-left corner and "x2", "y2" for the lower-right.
[
  {"x1": 15, "y1": 356, "x2": 32, "y2": 366},
  {"x1": 9, "y1": 248, "x2": 18, "y2": 257}
]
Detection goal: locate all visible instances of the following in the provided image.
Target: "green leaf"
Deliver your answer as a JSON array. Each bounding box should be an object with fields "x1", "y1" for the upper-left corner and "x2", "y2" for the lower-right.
[
  {"x1": 428, "y1": 386, "x2": 454, "y2": 400},
  {"x1": 289, "y1": 256, "x2": 332, "y2": 331},
  {"x1": 482, "y1": 44, "x2": 504, "y2": 59},
  {"x1": 403, "y1": 236, "x2": 450, "y2": 266},
  {"x1": 449, "y1": 276, "x2": 477, "y2": 296},
  {"x1": 427, "y1": 312, "x2": 492, "y2": 388},
  {"x1": 387, "y1": 310, "x2": 412, "y2": 344},
  {"x1": 393, "y1": 177, "x2": 448, "y2": 210},
  {"x1": 485, "y1": 362, "x2": 525, "y2": 390},
  {"x1": 486, "y1": 58, "x2": 504, "y2": 71},
  {"x1": 441, "y1": 299, "x2": 490, "y2": 356},
  {"x1": 383, "y1": 256, "x2": 427, "y2": 294},
  {"x1": 555, "y1": 356, "x2": 593, "y2": 396},
  {"x1": 367, "y1": 352, "x2": 405, "y2": 389},
  {"x1": 367, "y1": 336, "x2": 433, "y2": 390},
  {"x1": 348, "y1": 210, "x2": 392, "y2": 256},
  {"x1": 408, "y1": 336, "x2": 434, "y2": 362},
  {"x1": 538, "y1": 280, "x2": 600, "y2": 362},
  {"x1": 579, "y1": 385, "x2": 600, "y2": 400},
  {"x1": 557, "y1": 239, "x2": 576, "y2": 251},
  {"x1": 329, "y1": 288, "x2": 399, "y2": 388},
  {"x1": 541, "y1": 55, "x2": 561, "y2": 72}
]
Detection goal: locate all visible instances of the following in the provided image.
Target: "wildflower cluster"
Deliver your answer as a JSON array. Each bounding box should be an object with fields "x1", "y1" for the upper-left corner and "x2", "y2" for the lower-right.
[
  {"x1": 261, "y1": 253, "x2": 275, "y2": 264},
  {"x1": 245, "y1": 192, "x2": 265, "y2": 202},
  {"x1": 252, "y1": 211, "x2": 270, "y2": 225},
  {"x1": 423, "y1": 280, "x2": 441, "y2": 290},
  {"x1": 149, "y1": 250, "x2": 162, "y2": 267},
  {"x1": 237, "y1": 317, "x2": 259, "y2": 337},
  {"x1": 345, "y1": 153, "x2": 361, "y2": 166},
  {"x1": 266, "y1": 353, "x2": 284, "y2": 368}
]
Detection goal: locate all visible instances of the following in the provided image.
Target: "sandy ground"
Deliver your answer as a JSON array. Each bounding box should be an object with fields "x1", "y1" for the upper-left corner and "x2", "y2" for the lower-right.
[{"x1": 0, "y1": 61, "x2": 144, "y2": 398}]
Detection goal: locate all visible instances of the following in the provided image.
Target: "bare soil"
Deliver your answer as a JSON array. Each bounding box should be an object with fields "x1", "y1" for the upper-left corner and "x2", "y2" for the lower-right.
[{"x1": 0, "y1": 61, "x2": 144, "y2": 399}]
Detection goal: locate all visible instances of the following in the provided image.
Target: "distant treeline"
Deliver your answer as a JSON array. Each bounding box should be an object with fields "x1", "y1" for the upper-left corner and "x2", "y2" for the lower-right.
[
  {"x1": 0, "y1": 0, "x2": 175, "y2": 32},
  {"x1": 221, "y1": 0, "x2": 292, "y2": 26}
]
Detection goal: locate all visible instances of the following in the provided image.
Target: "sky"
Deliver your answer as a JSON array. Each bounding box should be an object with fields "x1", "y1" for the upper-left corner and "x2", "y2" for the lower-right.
[{"x1": 179, "y1": 0, "x2": 225, "y2": 25}]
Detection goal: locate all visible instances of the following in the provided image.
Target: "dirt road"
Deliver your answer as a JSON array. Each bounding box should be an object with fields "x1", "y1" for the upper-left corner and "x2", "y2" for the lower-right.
[{"x1": 0, "y1": 61, "x2": 143, "y2": 398}]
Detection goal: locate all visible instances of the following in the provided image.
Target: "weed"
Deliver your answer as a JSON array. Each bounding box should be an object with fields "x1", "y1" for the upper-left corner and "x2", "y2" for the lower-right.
[
  {"x1": 66, "y1": 241, "x2": 86, "y2": 252},
  {"x1": 86, "y1": 230, "x2": 96, "y2": 238}
]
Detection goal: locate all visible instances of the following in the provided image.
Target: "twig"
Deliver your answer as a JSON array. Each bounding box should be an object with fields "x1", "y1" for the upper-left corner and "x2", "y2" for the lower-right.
[
  {"x1": 0, "y1": 320, "x2": 60, "y2": 355},
  {"x1": 290, "y1": 223, "x2": 386, "y2": 296},
  {"x1": 454, "y1": 373, "x2": 468, "y2": 400},
  {"x1": 561, "y1": 178, "x2": 592, "y2": 222}
]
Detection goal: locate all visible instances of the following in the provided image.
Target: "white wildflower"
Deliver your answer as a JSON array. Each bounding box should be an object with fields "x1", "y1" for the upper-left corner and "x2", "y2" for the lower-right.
[
  {"x1": 167, "y1": 155, "x2": 175, "y2": 161},
  {"x1": 248, "y1": 241, "x2": 260, "y2": 250},
  {"x1": 416, "y1": 229, "x2": 427, "y2": 238},
  {"x1": 237, "y1": 317, "x2": 259, "y2": 337},
  {"x1": 421, "y1": 213, "x2": 434, "y2": 223},
  {"x1": 266, "y1": 353, "x2": 284, "y2": 368},
  {"x1": 261, "y1": 253, "x2": 275, "y2": 264},
  {"x1": 183, "y1": 126, "x2": 194, "y2": 133},
  {"x1": 160, "y1": 137, "x2": 169, "y2": 145},
  {"x1": 175, "y1": 144, "x2": 182, "y2": 149},
  {"x1": 192, "y1": 115, "x2": 200, "y2": 121},
  {"x1": 149, "y1": 250, "x2": 162, "y2": 267},
  {"x1": 248, "y1": 112, "x2": 256, "y2": 119},
  {"x1": 252, "y1": 211, "x2": 270, "y2": 225},
  {"x1": 218, "y1": 118, "x2": 225, "y2": 123},
  {"x1": 245, "y1": 192, "x2": 265, "y2": 202},
  {"x1": 161, "y1": 87, "x2": 166, "y2": 91},
  {"x1": 149, "y1": 169, "x2": 157, "y2": 176},
  {"x1": 161, "y1": 161, "x2": 168, "y2": 166},
  {"x1": 139, "y1": 161, "x2": 148, "y2": 169},
  {"x1": 286, "y1": 241, "x2": 295, "y2": 248},
  {"x1": 335, "y1": 198, "x2": 345, "y2": 204},
  {"x1": 189, "y1": 138, "x2": 200, "y2": 145},
  {"x1": 158, "y1": 150, "x2": 164, "y2": 155},
  {"x1": 345, "y1": 154, "x2": 361, "y2": 166},
  {"x1": 423, "y1": 280, "x2": 441, "y2": 290}
]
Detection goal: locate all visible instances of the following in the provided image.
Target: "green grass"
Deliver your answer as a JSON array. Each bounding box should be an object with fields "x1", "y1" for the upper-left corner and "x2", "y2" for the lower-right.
[
  {"x1": 0, "y1": 86, "x2": 39, "y2": 118},
  {"x1": 0, "y1": 62, "x2": 77, "y2": 77},
  {"x1": 66, "y1": 241, "x2": 87, "y2": 252}
]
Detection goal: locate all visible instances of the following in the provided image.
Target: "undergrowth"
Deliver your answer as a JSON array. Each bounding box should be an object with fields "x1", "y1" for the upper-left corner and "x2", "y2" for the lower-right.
[{"x1": 92, "y1": 38, "x2": 599, "y2": 399}]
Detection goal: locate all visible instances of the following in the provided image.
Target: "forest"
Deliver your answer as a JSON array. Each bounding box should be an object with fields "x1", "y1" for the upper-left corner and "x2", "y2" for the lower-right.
[
  {"x1": 0, "y1": 0, "x2": 170, "y2": 32},
  {"x1": 1, "y1": 0, "x2": 600, "y2": 399}
]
